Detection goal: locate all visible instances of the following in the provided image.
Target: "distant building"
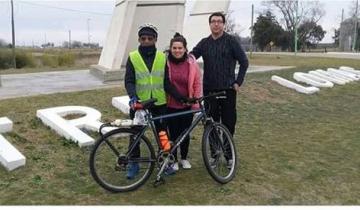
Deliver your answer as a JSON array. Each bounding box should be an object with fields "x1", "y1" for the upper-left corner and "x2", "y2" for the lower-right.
[{"x1": 339, "y1": 17, "x2": 360, "y2": 51}]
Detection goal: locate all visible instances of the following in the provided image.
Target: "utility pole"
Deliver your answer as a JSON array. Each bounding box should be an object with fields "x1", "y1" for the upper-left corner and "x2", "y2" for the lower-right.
[
  {"x1": 294, "y1": 0, "x2": 299, "y2": 55},
  {"x1": 341, "y1": 8, "x2": 344, "y2": 23},
  {"x1": 352, "y1": 0, "x2": 358, "y2": 52},
  {"x1": 87, "y1": 18, "x2": 91, "y2": 47},
  {"x1": 250, "y1": 4, "x2": 254, "y2": 58},
  {"x1": 10, "y1": 0, "x2": 16, "y2": 69},
  {"x1": 68, "y1": 30, "x2": 71, "y2": 49}
]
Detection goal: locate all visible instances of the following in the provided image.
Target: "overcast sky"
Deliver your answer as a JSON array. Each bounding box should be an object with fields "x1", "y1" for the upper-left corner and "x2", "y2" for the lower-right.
[{"x1": 0, "y1": 0, "x2": 356, "y2": 46}]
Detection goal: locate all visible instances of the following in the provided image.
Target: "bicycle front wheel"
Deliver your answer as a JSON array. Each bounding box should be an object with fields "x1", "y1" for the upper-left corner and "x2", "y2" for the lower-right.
[
  {"x1": 89, "y1": 128, "x2": 155, "y2": 192},
  {"x1": 202, "y1": 122, "x2": 237, "y2": 184}
]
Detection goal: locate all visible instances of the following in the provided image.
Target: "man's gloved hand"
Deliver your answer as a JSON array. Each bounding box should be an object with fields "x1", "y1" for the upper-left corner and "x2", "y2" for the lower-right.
[{"x1": 129, "y1": 96, "x2": 138, "y2": 108}]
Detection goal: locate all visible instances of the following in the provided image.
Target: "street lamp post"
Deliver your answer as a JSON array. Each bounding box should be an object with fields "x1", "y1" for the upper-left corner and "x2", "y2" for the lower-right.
[
  {"x1": 352, "y1": 0, "x2": 358, "y2": 52},
  {"x1": 87, "y1": 18, "x2": 91, "y2": 47},
  {"x1": 294, "y1": 0, "x2": 299, "y2": 55},
  {"x1": 10, "y1": 0, "x2": 16, "y2": 69},
  {"x1": 250, "y1": 4, "x2": 254, "y2": 58}
]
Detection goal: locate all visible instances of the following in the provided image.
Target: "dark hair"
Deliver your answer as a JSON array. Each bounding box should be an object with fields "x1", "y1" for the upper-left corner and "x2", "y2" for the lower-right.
[
  {"x1": 170, "y1": 32, "x2": 187, "y2": 49},
  {"x1": 209, "y1": 12, "x2": 226, "y2": 24}
]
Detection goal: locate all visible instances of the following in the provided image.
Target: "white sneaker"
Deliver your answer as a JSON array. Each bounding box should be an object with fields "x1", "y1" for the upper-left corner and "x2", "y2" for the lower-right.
[
  {"x1": 173, "y1": 162, "x2": 179, "y2": 171},
  {"x1": 180, "y1": 159, "x2": 192, "y2": 169}
]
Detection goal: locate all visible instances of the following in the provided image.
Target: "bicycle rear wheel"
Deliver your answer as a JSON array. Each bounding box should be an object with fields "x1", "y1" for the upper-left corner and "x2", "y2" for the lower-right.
[
  {"x1": 202, "y1": 122, "x2": 237, "y2": 184},
  {"x1": 89, "y1": 128, "x2": 155, "y2": 192}
]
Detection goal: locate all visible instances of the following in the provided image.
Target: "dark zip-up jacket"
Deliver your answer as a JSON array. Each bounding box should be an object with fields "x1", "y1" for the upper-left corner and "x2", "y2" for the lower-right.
[{"x1": 191, "y1": 32, "x2": 249, "y2": 91}]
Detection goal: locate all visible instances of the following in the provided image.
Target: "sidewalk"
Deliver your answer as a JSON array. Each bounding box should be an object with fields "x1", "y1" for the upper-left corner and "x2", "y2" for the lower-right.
[{"x1": 0, "y1": 70, "x2": 120, "y2": 100}]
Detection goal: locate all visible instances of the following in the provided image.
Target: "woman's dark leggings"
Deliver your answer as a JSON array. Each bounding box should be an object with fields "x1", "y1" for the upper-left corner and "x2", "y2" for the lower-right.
[{"x1": 167, "y1": 107, "x2": 193, "y2": 161}]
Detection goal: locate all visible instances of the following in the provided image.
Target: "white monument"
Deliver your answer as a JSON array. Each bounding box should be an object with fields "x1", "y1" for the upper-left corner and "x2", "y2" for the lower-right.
[
  {"x1": 91, "y1": 0, "x2": 186, "y2": 81},
  {"x1": 91, "y1": 0, "x2": 231, "y2": 82},
  {"x1": 183, "y1": 0, "x2": 230, "y2": 50}
]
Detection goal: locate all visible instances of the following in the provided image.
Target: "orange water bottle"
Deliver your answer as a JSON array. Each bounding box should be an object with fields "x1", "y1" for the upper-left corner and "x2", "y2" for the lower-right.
[{"x1": 159, "y1": 131, "x2": 171, "y2": 152}]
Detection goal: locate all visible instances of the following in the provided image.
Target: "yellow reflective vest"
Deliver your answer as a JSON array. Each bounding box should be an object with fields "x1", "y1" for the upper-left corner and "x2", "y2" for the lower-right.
[{"x1": 129, "y1": 50, "x2": 166, "y2": 106}]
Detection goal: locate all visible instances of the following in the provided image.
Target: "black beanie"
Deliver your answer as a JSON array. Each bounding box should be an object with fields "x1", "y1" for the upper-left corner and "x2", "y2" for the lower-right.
[{"x1": 138, "y1": 27, "x2": 158, "y2": 38}]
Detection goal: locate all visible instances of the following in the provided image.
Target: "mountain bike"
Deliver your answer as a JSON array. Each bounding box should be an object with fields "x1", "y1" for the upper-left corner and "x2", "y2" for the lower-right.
[{"x1": 89, "y1": 91, "x2": 237, "y2": 192}]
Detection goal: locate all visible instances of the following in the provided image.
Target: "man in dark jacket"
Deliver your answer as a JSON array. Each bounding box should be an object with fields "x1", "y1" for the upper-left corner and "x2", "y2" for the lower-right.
[{"x1": 191, "y1": 12, "x2": 249, "y2": 164}]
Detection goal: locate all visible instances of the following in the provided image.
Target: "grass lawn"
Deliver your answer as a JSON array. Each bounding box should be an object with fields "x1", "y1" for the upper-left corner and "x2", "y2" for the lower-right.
[{"x1": 0, "y1": 56, "x2": 359, "y2": 204}]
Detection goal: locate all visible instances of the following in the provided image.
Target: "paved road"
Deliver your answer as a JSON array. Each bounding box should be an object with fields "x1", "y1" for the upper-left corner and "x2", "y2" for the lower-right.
[
  {"x1": 0, "y1": 70, "x2": 119, "y2": 100},
  {"x1": 253, "y1": 52, "x2": 360, "y2": 60},
  {"x1": 0, "y1": 65, "x2": 293, "y2": 100}
]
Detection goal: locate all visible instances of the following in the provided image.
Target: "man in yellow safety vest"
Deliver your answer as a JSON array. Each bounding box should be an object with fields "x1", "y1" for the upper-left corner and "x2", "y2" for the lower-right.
[{"x1": 124, "y1": 23, "x2": 171, "y2": 179}]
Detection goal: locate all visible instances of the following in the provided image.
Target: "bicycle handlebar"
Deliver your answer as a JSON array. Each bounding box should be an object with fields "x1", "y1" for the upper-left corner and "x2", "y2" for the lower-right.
[
  {"x1": 187, "y1": 91, "x2": 226, "y2": 104},
  {"x1": 132, "y1": 98, "x2": 158, "y2": 111},
  {"x1": 131, "y1": 91, "x2": 226, "y2": 110}
]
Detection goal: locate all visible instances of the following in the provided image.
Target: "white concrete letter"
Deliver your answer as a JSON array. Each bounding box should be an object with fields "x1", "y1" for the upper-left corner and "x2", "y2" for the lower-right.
[
  {"x1": 339, "y1": 66, "x2": 360, "y2": 76},
  {"x1": 0, "y1": 117, "x2": 26, "y2": 171},
  {"x1": 309, "y1": 70, "x2": 347, "y2": 85},
  {"x1": 294, "y1": 72, "x2": 334, "y2": 88},
  {"x1": 271, "y1": 75, "x2": 319, "y2": 94},
  {"x1": 328, "y1": 68, "x2": 360, "y2": 81},
  {"x1": 327, "y1": 68, "x2": 356, "y2": 82},
  {"x1": 37, "y1": 106, "x2": 107, "y2": 147},
  {"x1": 112, "y1": 95, "x2": 130, "y2": 114}
]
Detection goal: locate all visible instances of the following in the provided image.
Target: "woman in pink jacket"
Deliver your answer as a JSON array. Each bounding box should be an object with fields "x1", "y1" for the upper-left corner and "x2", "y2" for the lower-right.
[{"x1": 164, "y1": 33, "x2": 202, "y2": 171}]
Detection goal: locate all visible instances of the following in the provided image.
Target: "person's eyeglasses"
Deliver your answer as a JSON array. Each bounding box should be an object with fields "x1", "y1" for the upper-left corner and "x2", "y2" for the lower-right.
[
  {"x1": 140, "y1": 36, "x2": 155, "y2": 41},
  {"x1": 210, "y1": 20, "x2": 224, "y2": 24}
]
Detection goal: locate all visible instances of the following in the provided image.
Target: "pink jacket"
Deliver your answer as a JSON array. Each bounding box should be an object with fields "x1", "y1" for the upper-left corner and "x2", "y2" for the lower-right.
[{"x1": 167, "y1": 54, "x2": 203, "y2": 110}]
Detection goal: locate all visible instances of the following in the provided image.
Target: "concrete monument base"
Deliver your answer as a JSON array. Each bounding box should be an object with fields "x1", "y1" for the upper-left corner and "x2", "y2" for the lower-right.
[{"x1": 90, "y1": 65, "x2": 125, "y2": 82}]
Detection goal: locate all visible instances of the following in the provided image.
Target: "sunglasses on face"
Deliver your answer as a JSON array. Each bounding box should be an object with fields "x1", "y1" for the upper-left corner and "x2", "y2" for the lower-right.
[
  {"x1": 210, "y1": 20, "x2": 224, "y2": 24},
  {"x1": 140, "y1": 36, "x2": 155, "y2": 41}
]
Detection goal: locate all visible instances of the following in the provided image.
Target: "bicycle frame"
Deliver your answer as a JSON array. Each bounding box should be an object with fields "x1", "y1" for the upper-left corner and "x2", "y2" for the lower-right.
[
  {"x1": 127, "y1": 102, "x2": 210, "y2": 159},
  {"x1": 92, "y1": 91, "x2": 234, "y2": 191}
]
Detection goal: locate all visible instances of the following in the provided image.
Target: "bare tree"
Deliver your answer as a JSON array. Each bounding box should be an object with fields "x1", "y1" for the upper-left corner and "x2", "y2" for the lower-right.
[
  {"x1": 348, "y1": 0, "x2": 359, "y2": 18},
  {"x1": 225, "y1": 11, "x2": 245, "y2": 36},
  {"x1": 262, "y1": 1, "x2": 325, "y2": 33},
  {"x1": 260, "y1": 1, "x2": 326, "y2": 50}
]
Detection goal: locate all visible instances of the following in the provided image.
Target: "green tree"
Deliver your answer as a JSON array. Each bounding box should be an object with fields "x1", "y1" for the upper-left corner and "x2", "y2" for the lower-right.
[
  {"x1": 298, "y1": 20, "x2": 326, "y2": 51},
  {"x1": 253, "y1": 11, "x2": 284, "y2": 51},
  {"x1": 262, "y1": 0, "x2": 326, "y2": 51}
]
